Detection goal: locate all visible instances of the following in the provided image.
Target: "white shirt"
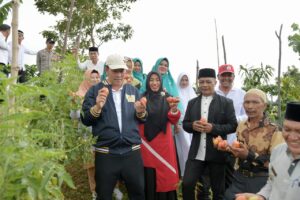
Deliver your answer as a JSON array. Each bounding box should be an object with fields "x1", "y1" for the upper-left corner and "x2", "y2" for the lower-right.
[
  {"x1": 77, "y1": 59, "x2": 104, "y2": 74},
  {"x1": 216, "y1": 87, "x2": 247, "y2": 144},
  {"x1": 258, "y1": 143, "x2": 300, "y2": 200},
  {"x1": 112, "y1": 87, "x2": 123, "y2": 132},
  {"x1": 0, "y1": 33, "x2": 9, "y2": 64},
  {"x1": 196, "y1": 95, "x2": 213, "y2": 161},
  {"x1": 8, "y1": 42, "x2": 36, "y2": 70}
]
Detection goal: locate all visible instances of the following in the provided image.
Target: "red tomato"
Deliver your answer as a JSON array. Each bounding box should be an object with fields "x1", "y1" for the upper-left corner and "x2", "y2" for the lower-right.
[
  {"x1": 99, "y1": 87, "x2": 109, "y2": 96},
  {"x1": 235, "y1": 195, "x2": 248, "y2": 200},
  {"x1": 140, "y1": 97, "x2": 147, "y2": 107},
  {"x1": 232, "y1": 140, "x2": 241, "y2": 148}
]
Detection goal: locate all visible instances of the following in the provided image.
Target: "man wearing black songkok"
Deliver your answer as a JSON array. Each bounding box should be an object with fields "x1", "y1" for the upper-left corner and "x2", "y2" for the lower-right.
[
  {"x1": 76, "y1": 46, "x2": 104, "y2": 74},
  {"x1": 182, "y1": 68, "x2": 237, "y2": 200},
  {"x1": 237, "y1": 101, "x2": 300, "y2": 200}
]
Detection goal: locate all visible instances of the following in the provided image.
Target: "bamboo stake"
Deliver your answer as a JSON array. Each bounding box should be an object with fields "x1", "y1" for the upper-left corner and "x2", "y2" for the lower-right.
[
  {"x1": 214, "y1": 19, "x2": 220, "y2": 67},
  {"x1": 275, "y1": 24, "x2": 283, "y2": 123},
  {"x1": 222, "y1": 35, "x2": 227, "y2": 64}
]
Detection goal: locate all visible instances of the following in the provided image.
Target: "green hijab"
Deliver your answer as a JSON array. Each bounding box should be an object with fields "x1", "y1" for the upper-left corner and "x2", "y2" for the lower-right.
[
  {"x1": 132, "y1": 58, "x2": 146, "y2": 83},
  {"x1": 100, "y1": 63, "x2": 107, "y2": 81}
]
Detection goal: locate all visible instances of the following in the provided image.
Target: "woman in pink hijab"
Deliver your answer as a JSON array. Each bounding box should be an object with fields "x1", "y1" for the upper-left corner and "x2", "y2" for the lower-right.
[{"x1": 76, "y1": 69, "x2": 100, "y2": 97}]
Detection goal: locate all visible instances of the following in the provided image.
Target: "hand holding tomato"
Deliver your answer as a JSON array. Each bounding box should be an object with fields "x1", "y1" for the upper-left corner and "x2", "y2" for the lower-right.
[
  {"x1": 95, "y1": 87, "x2": 109, "y2": 111},
  {"x1": 167, "y1": 96, "x2": 180, "y2": 113},
  {"x1": 230, "y1": 142, "x2": 249, "y2": 159},
  {"x1": 135, "y1": 97, "x2": 147, "y2": 116}
]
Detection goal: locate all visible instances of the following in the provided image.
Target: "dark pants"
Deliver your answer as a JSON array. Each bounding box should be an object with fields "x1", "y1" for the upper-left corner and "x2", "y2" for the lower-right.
[
  {"x1": 198, "y1": 154, "x2": 235, "y2": 200},
  {"x1": 224, "y1": 170, "x2": 268, "y2": 200},
  {"x1": 95, "y1": 149, "x2": 145, "y2": 200},
  {"x1": 183, "y1": 159, "x2": 225, "y2": 200},
  {"x1": 18, "y1": 69, "x2": 26, "y2": 83},
  {"x1": 144, "y1": 167, "x2": 177, "y2": 200},
  {"x1": 224, "y1": 155, "x2": 235, "y2": 189}
]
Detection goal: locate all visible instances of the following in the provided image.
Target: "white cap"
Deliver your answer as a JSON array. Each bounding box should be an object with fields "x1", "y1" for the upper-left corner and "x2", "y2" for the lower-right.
[{"x1": 105, "y1": 54, "x2": 128, "y2": 70}]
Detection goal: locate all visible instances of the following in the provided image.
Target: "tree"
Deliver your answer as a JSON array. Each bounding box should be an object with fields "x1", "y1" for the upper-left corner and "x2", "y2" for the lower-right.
[
  {"x1": 288, "y1": 23, "x2": 300, "y2": 58},
  {"x1": 0, "y1": 0, "x2": 12, "y2": 24},
  {"x1": 280, "y1": 66, "x2": 300, "y2": 113},
  {"x1": 239, "y1": 64, "x2": 278, "y2": 120},
  {"x1": 0, "y1": 0, "x2": 23, "y2": 24},
  {"x1": 34, "y1": 0, "x2": 137, "y2": 54}
]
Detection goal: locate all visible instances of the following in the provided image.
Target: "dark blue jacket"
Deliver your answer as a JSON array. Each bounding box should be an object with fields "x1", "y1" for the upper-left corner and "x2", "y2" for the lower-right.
[{"x1": 81, "y1": 81, "x2": 146, "y2": 154}]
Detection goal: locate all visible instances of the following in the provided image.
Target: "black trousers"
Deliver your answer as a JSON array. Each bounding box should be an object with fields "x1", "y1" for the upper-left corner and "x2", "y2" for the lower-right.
[
  {"x1": 18, "y1": 69, "x2": 26, "y2": 83},
  {"x1": 197, "y1": 154, "x2": 235, "y2": 200},
  {"x1": 182, "y1": 159, "x2": 225, "y2": 200},
  {"x1": 144, "y1": 167, "x2": 177, "y2": 200},
  {"x1": 224, "y1": 170, "x2": 268, "y2": 200},
  {"x1": 95, "y1": 149, "x2": 145, "y2": 200}
]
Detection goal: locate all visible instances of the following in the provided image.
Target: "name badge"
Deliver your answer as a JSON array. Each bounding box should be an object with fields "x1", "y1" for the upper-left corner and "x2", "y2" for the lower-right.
[{"x1": 126, "y1": 94, "x2": 135, "y2": 102}]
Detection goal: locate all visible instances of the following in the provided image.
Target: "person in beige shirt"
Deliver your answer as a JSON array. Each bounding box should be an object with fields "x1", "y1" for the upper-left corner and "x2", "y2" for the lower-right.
[
  {"x1": 224, "y1": 89, "x2": 284, "y2": 200},
  {"x1": 236, "y1": 101, "x2": 300, "y2": 200},
  {"x1": 36, "y1": 38, "x2": 55, "y2": 74}
]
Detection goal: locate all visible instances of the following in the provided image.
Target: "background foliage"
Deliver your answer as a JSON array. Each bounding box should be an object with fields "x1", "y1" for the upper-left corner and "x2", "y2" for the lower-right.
[{"x1": 0, "y1": 55, "x2": 96, "y2": 199}]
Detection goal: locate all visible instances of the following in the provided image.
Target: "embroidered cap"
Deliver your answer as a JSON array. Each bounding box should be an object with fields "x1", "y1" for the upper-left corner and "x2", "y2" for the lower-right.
[{"x1": 105, "y1": 54, "x2": 128, "y2": 70}]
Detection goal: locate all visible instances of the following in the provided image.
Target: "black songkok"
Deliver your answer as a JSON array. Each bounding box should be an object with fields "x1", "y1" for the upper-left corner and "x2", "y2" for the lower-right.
[
  {"x1": 285, "y1": 102, "x2": 300, "y2": 122},
  {"x1": 89, "y1": 47, "x2": 98, "y2": 52},
  {"x1": 198, "y1": 68, "x2": 216, "y2": 79},
  {"x1": 0, "y1": 24, "x2": 10, "y2": 31}
]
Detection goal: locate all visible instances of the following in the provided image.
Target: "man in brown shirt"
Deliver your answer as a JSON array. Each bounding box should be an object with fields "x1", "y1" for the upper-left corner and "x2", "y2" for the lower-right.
[{"x1": 224, "y1": 88, "x2": 284, "y2": 200}]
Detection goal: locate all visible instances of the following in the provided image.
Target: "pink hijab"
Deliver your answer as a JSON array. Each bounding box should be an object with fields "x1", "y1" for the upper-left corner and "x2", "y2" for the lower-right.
[{"x1": 76, "y1": 69, "x2": 100, "y2": 97}]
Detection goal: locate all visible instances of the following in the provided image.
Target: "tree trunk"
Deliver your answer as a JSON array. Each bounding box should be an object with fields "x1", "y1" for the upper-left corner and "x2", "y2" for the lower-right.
[
  {"x1": 74, "y1": 17, "x2": 84, "y2": 60},
  {"x1": 275, "y1": 24, "x2": 283, "y2": 124},
  {"x1": 9, "y1": 0, "x2": 19, "y2": 110},
  {"x1": 214, "y1": 19, "x2": 220, "y2": 67},
  {"x1": 62, "y1": 0, "x2": 76, "y2": 55},
  {"x1": 222, "y1": 35, "x2": 227, "y2": 64},
  {"x1": 10, "y1": 0, "x2": 19, "y2": 80}
]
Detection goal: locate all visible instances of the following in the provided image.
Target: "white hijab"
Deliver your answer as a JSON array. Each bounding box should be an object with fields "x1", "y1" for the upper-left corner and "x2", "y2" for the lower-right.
[{"x1": 176, "y1": 73, "x2": 197, "y2": 113}]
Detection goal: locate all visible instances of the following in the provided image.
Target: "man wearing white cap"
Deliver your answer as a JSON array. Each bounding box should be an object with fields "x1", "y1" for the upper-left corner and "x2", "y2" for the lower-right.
[
  {"x1": 81, "y1": 54, "x2": 147, "y2": 200},
  {"x1": 236, "y1": 101, "x2": 300, "y2": 200}
]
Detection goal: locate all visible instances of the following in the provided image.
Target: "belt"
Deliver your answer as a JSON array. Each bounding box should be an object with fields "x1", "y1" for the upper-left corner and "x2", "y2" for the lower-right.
[
  {"x1": 94, "y1": 144, "x2": 141, "y2": 154},
  {"x1": 238, "y1": 169, "x2": 268, "y2": 177}
]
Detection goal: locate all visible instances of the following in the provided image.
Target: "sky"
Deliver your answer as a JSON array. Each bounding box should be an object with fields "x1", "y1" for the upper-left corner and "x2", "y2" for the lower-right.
[{"x1": 3, "y1": 0, "x2": 300, "y2": 86}]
